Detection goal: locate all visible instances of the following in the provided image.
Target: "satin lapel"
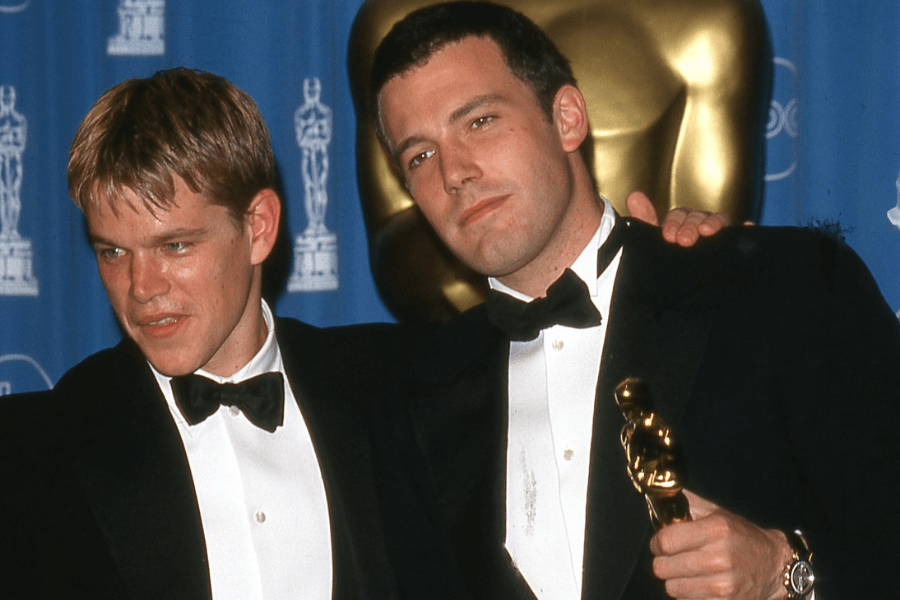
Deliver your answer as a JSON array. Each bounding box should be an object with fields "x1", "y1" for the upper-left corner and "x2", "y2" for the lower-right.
[
  {"x1": 67, "y1": 342, "x2": 210, "y2": 600},
  {"x1": 582, "y1": 220, "x2": 724, "y2": 599}
]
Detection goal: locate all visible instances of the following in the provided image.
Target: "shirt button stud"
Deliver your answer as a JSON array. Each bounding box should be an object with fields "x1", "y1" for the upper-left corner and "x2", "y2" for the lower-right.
[
  {"x1": 552, "y1": 340, "x2": 564, "y2": 351},
  {"x1": 254, "y1": 510, "x2": 266, "y2": 523},
  {"x1": 563, "y1": 449, "x2": 574, "y2": 461}
]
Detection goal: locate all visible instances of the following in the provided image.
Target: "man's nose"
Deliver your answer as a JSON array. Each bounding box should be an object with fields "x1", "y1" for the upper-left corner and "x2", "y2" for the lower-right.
[
  {"x1": 130, "y1": 254, "x2": 170, "y2": 303},
  {"x1": 440, "y1": 140, "x2": 481, "y2": 194}
]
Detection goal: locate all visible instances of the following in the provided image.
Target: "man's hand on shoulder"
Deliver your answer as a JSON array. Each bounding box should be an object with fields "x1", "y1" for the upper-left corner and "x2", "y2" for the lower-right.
[
  {"x1": 626, "y1": 191, "x2": 732, "y2": 247},
  {"x1": 649, "y1": 490, "x2": 793, "y2": 600}
]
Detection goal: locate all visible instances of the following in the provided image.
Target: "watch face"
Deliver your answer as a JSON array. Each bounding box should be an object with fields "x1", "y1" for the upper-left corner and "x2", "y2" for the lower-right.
[{"x1": 790, "y1": 560, "x2": 815, "y2": 594}]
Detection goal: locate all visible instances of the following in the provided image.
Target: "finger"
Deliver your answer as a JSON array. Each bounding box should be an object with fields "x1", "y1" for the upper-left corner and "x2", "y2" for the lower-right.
[
  {"x1": 660, "y1": 573, "x2": 736, "y2": 600},
  {"x1": 653, "y1": 544, "x2": 725, "y2": 580},
  {"x1": 670, "y1": 210, "x2": 706, "y2": 246},
  {"x1": 650, "y1": 492, "x2": 726, "y2": 557},
  {"x1": 660, "y1": 208, "x2": 692, "y2": 242},
  {"x1": 695, "y1": 212, "x2": 731, "y2": 236},
  {"x1": 649, "y1": 519, "x2": 708, "y2": 557},
  {"x1": 669, "y1": 210, "x2": 733, "y2": 246},
  {"x1": 625, "y1": 190, "x2": 659, "y2": 226}
]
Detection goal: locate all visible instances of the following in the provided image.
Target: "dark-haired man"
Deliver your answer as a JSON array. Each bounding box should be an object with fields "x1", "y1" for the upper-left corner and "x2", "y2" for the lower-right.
[{"x1": 371, "y1": 2, "x2": 900, "y2": 600}]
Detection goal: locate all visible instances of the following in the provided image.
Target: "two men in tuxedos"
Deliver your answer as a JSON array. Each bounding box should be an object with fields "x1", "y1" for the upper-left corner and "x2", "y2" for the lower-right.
[
  {"x1": 0, "y1": 61, "x2": 717, "y2": 598},
  {"x1": 370, "y1": 2, "x2": 900, "y2": 599}
]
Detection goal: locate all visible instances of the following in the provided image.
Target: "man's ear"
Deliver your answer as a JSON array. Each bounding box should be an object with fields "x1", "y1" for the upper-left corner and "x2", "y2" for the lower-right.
[
  {"x1": 553, "y1": 85, "x2": 590, "y2": 153},
  {"x1": 246, "y1": 188, "x2": 281, "y2": 265}
]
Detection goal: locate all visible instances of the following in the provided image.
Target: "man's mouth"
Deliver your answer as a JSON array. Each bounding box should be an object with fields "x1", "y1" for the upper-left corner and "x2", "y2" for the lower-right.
[
  {"x1": 136, "y1": 313, "x2": 186, "y2": 338},
  {"x1": 147, "y1": 316, "x2": 179, "y2": 326},
  {"x1": 461, "y1": 194, "x2": 509, "y2": 225}
]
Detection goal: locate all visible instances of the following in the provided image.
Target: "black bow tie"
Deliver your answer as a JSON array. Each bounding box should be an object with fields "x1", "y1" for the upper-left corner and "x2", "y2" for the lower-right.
[
  {"x1": 487, "y1": 269, "x2": 600, "y2": 341},
  {"x1": 486, "y1": 217, "x2": 626, "y2": 342},
  {"x1": 170, "y1": 372, "x2": 285, "y2": 432}
]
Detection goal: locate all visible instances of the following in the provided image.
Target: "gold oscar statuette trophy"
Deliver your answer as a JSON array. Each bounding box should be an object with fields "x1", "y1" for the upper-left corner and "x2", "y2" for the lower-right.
[{"x1": 614, "y1": 378, "x2": 691, "y2": 530}]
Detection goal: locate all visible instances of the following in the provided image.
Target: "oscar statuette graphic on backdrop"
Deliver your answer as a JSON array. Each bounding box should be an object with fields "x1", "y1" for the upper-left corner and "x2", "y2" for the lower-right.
[
  {"x1": 0, "y1": 86, "x2": 37, "y2": 297},
  {"x1": 289, "y1": 77, "x2": 339, "y2": 293}
]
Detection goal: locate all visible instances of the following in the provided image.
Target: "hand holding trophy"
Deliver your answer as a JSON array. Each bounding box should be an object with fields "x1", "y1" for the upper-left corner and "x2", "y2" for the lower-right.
[{"x1": 614, "y1": 378, "x2": 691, "y2": 530}]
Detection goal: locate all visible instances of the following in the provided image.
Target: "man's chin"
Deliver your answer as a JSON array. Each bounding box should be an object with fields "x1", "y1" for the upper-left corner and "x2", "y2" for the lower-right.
[
  {"x1": 138, "y1": 346, "x2": 203, "y2": 378},
  {"x1": 462, "y1": 253, "x2": 528, "y2": 282},
  {"x1": 147, "y1": 360, "x2": 199, "y2": 378}
]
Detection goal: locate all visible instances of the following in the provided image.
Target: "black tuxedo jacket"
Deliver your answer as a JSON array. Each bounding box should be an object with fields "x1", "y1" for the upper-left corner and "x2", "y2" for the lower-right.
[
  {"x1": 0, "y1": 317, "x2": 410, "y2": 600},
  {"x1": 386, "y1": 221, "x2": 900, "y2": 599}
]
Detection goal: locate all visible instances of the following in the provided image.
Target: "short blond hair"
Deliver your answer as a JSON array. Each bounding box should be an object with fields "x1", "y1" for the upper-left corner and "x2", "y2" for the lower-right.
[{"x1": 67, "y1": 68, "x2": 276, "y2": 222}]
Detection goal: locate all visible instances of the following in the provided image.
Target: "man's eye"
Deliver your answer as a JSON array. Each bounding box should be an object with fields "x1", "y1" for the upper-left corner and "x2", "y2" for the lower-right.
[
  {"x1": 408, "y1": 149, "x2": 435, "y2": 170},
  {"x1": 165, "y1": 242, "x2": 188, "y2": 253},
  {"x1": 471, "y1": 115, "x2": 495, "y2": 129},
  {"x1": 97, "y1": 247, "x2": 124, "y2": 260}
]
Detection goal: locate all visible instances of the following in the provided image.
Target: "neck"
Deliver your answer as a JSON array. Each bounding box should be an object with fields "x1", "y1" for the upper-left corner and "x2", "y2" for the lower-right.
[{"x1": 204, "y1": 281, "x2": 269, "y2": 378}]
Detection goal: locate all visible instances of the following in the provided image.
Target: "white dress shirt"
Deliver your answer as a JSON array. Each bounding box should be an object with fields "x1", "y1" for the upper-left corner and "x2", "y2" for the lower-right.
[
  {"x1": 494, "y1": 199, "x2": 622, "y2": 600},
  {"x1": 152, "y1": 300, "x2": 332, "y2": 600}
]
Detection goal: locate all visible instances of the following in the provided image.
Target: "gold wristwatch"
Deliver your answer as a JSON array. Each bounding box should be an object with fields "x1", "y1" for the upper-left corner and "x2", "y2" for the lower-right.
[{"x1": 783, "y1": 530, "x2": 815, "y2": 599}]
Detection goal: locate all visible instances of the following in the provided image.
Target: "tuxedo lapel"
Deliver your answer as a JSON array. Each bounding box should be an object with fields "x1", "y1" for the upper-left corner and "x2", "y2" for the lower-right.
[
  {"x1": 582, "y1": 220, "x2": 725, "y2": 599},
  {"x1": 64, "y1": 342, "x2": 210, "y2": 600}
]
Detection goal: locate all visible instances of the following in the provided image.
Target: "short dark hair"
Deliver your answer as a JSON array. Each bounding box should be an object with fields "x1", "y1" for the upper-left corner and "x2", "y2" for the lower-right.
[
  {"x1": 67, "y1": 68, "x2": 276, "y2": 223},
  {"x1": 370, "y1": 1, "x2": 577, "y2": 145}
]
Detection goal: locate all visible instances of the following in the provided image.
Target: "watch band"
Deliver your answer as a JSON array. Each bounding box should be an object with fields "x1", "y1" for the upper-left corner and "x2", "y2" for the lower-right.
[{"x1": 783, "y1": 530, "x2": 816, "y2": 599}]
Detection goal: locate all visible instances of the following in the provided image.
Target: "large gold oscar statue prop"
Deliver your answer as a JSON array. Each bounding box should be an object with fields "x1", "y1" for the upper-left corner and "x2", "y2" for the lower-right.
[
  {"x1": 349, "y1": 0, "x2": 769, "y2": 321},
  {"x1": 614, "y1": 378, "x2": 691, "y2": 530}
]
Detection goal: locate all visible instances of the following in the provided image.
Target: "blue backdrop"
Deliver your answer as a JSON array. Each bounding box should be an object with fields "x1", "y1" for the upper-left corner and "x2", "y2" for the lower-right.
[{"x1": 1, "y1": 0, "x2": 898, "y2": 395}]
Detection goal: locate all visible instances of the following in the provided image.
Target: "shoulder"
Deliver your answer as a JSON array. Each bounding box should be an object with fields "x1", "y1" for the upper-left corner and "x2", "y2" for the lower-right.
[
  {"x1": 0, "y1": 387, "x2": 88, "y2": 471},
  {"x1": 49, "y1": 339, "x2": 163, "y2": 442},
  {"x1": 275, "y1": 315, "x2": 401, "y2": 347},
  {"x1": 627, "y1": 219, "x2": 876, "y2": 282},
  {"x1": 275, "y1": 313, "x2": 498, "y2": 383},
  {"x1": 53, "y1": 338, "x2": 150, "y2": 397},
  {"x1": 622, "y1": 220, "x2": 895, "y2": 331},
  {"x1": 274, "y1": 316, "x2": 418, "y2": 393},
  {"x1": 0, "y1": 389, "x2": 59, "y2": 433},
  {"x1": 275, "y1": 315, "x2": 403, "y2": 367},
  {"x1": 380, "y1": 305, "x2": 500, "y2": 384},
  {"x1": 708, "y1": 224, "x2": 881, "y2": 294}
]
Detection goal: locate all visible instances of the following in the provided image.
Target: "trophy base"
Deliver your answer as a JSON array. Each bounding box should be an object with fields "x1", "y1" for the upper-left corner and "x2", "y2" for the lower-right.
[
  {"x1": 0, "y1": 237, "x2": 38, "y2": 296},
  {"x1": 107, "y1": 38, "x2": 165, "y2": 56},
  {"x1": 288, "y1": 229, "x2": 338, "y2": 292}
]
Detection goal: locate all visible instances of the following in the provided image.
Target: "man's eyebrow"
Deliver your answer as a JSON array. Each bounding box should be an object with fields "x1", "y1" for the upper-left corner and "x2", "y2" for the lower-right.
[
  {"x1": 447, "y1": 94, "x2": 505, "y2": 126},
  {"x1": 392, "y1": 94, "x2": 507, "y2": 161},
  {"x1": 88, "y1": 227, "x2": 208, "y2": 248},
  {"x1": 392, "y1": 135, "x2": 428, "y2": 164},
  {"x1": 87, "y1": 232, "x2": 118, "y2": 247}
]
